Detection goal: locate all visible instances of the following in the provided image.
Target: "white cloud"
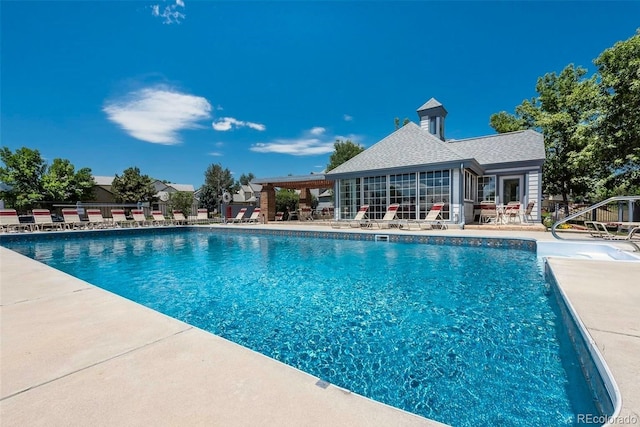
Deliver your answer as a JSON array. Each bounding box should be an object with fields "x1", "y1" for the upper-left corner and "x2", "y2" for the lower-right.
[
  {"x1": 343, "y1": 114, "x2": 353, "y2": 121},
  {"x1": 207, "y1": 152, "x2": 223, "y2": 157},
  {"x1": 103, "y1": 86, "x2": 211, "y2": 145},
  {"x1": 251, "y1": 139, "x2": 335, "y2": 156},
  {"x1": 250, "y1": 128, "x2": 359, "y2": 156},
  {"x1": 212, "y1": 117, "x2": 266, "y2": 132},
  {"x1": 150, "y1": 0, "x2": 185, "y2": 24}
]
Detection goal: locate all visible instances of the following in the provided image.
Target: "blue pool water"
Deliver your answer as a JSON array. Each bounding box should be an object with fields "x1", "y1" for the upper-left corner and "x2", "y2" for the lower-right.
[{"x1": 3, "y1": 230, "x2": 600, "y2": 426}]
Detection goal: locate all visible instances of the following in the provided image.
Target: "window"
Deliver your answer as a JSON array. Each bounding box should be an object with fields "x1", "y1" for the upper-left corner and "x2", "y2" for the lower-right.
[
  {"x1": 419, "y1": 170, "x2": 451, "y2": 220},
  {"x1": 389, "y1": 173, "x2": 417, "y2": 219},
  {"x1": 429, "y1": 117, "x2": 436, "y2": 135},
  {"x1": 464, "y1": 170, "x2": 477, "y2": 201},
  {"x1": 339, "y1": 178, "x2": 360, "y2": 219},
  {"x1": 477, "y1": 176, "x2": 496, "y2": 202},
  {"x1": 363, "y1": 176, "x2": 387, "y2": 220}
]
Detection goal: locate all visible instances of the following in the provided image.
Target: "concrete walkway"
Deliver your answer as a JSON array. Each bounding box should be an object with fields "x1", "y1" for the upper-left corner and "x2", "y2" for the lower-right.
[{"x1": 1, "y1": 226, "x2": 638, "y2": 426}]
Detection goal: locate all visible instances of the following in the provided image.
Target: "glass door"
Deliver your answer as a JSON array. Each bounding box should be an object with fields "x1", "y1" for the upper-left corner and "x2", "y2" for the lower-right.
[{"x1": 499, "y1": 176, "x2": 522, "y2": 204}]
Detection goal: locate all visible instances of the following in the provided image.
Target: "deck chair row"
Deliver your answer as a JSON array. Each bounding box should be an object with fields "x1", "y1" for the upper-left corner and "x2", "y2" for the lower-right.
[
  {"x1": 0, "y1": 208, "x2": 212, "y2": 232},
  {"x1": 330, "y1": 203, "x2": 448, "y2": 230}
]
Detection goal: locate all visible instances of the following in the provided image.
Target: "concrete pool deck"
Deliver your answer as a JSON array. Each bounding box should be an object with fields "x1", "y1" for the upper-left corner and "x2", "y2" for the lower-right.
[{"x1": 1, "y1": 225, "x2": 638, "y2": 426}]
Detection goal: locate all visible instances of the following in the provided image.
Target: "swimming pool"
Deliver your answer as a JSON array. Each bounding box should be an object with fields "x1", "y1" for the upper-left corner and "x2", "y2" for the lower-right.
[{"x1": 2, "y1": 229, "x2": 602, "y2": 426}]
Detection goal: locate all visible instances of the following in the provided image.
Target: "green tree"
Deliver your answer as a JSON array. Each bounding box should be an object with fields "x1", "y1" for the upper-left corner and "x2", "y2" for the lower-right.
[
  {"x1": 197, "y1": 185, "x2": 218, "y2": 213},
  {"x1": 593, "y1": 29, "x2": 640, "y2": 195},
  {"x1": 394, "y1": 117, "x2": 410, "y2": 130},
  {"x1": 169, "y1": 191, "x2": 194, "y2": 216},
  {"x1": 275, "y1": 188, "x2": 299, "y2": 219},
  {"x1": 0, "y1": 147, "x2": 47, "y2": 210},
  {"x1": 489, "y1": 65, "x2": 600, "y2": 206},
  {"x1": 42, "y1": 158, "x2": 95, "y2": 202},
  {"x1": 489, "y1": 111, "x2": 528, "y2": 133},
  {"x1": 202, "y1": 163, "x2": 234, "y2": 197},
  {"x1": 238, "y1": 172, "x2": 255, "y2": 186},
  {"x1": 326, "y1": 139, "x2": 365, "y2": 172},
  {"x1": 111, "y1": 167, "x2": 155, "y2": 203}
]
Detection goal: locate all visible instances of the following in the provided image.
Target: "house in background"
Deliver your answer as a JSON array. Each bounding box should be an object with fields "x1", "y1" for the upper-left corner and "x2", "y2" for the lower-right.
[
  {"x1": 153, "y1": 180, "x2": 196, "y2": 204},
  {"x1": 325, "y1": 98, "x2": 545, "y2": 226},
  {"x1": 91, "y1": 176, "x2": 195, "y2": 214},
  {"x1": 233, "y1": 183, "x2": 262, "y2": 205}
]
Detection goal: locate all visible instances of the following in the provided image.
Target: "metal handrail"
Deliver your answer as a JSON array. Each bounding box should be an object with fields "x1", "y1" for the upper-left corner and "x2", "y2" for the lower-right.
[{"x1": 550, "y1": 195, "x2": 640, "y2": 251}]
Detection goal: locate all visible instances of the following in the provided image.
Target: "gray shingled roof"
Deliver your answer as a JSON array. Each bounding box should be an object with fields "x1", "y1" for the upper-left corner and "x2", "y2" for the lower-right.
[
  {"x1": 417, "y1": 98, "x2": 445, "y2": 112},
  {"x1": 327, "y1": 123, "x2": 467, "y2": 175},
  {"x1": 449, "y1": 129, "x2": 545, "y2": 165},
  {"x1": 326, "y1": 124, "x2": 544, "y2": 176}
]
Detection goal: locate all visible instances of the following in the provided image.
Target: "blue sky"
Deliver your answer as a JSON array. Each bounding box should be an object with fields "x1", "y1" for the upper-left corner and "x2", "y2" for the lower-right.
[{"x1": 2, "y1": 1, "x2": 639, "y2": 188}]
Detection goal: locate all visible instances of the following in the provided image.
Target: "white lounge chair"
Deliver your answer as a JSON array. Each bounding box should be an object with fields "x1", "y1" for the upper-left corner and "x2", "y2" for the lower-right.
[
  {"x1": 172, "y1": 210, "x2": 188, "y2": 225},
  {"x1": 418, "y1": 203, "x2": 447, "y2": 230},
  {"x1": 111, "y1": 209, "x2": 134, "y2": 228},
  {"x1": 331, "y1": 205, "x2": 371, "y2": 228},
  {"x1": 62, "y1": 208, "x2": 88, "y2": 230},
  {"x1": 131, "y1": 209, "x2": 150, "y2": 227},
  {"x1": 32, "y1": 209, "x2": 63, "y2": 231},
  {"x1": 151, "y1": 210, "x2": 171, "y2": 226},
  {"x1": 274, "y1": 211, "x2": 284, "y2": 221},
  {"x1": 243, "y1": 208, "x2": 262, "y2": 224},
  {"x1": 195, "y1": 208, "x2": 209, "y2": 224},
  {"x1": 0, "y1": 209, "x2": 33, "y2": 232},
  {"x1": 86, "y1": 209, "x2": 111, "y2": 229},
  {"x1": 375, "y1": 204, "x2": 403, "y2": 229},
  {"x1": 229, "y1": 208, "x2": 248, "y2": 224},
  {"x1": 585, "y1": 221, "x2": 640, "y2": 242}
]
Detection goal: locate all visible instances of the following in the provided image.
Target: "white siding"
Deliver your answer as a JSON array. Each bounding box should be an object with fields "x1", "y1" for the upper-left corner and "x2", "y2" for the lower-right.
[{"x1": 526, "y1": 170, "x2": 541, "y2": 220}]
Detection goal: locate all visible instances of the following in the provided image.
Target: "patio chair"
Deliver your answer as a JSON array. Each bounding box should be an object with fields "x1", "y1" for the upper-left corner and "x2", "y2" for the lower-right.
[
  {"x1": 0, "y1": 209, "x2": 34, "y2": 232},
  {"x1": 86, "y1": 209, "x2": 111, "y2": 229},
  {"x1": 330, "y1": 205, "x2": 371, "y2": 228},
  {"x1": 242, "y1": 208, "x2": 262, "y2": 224},
  {"x1": 229, "y1": 208, "x2": 248, "y2": 224},
  {"x1": 298, "y1": 207, "x2": 313, "y2": 221},
  {"x1": 151, "y1": 210, "x2": 171, "y2": 226},
  {"x1": 374, "y1": 204, "x2": 403, "y2": 229},
  {"x1": 172, "y1": 210, "x2": 188, "y2": 225},
  {"x1": 32, "y1": 209, "x2": 63, "y2": 231},
  {"x1": 62, "y1": 208, "x2": 88, "y2": 230},
  {"x1": 111, "y1": 209, "x2": 134, "y2": 228},
  {"x1": 479, "y1": 202, "x2": 498, "y2": 224},
  {"x1": 418, "y1": 203, "x2": 447, "y2": 230},
  {"x1": 522, "y1": 201, "x2": 536, "y2": 224},
  {"x1": 503, "y1": 202, "x2": 521, "y2": 224},
  {"x1": 131, "y1": 209, "x2": 150, "y2": 227},
  {"x1": 274, "y1": 211, "x2": 284, "y2": 221}
]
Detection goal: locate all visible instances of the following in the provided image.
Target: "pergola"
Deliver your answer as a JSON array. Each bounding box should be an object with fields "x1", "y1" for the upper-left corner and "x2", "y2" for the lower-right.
[{"x1": 252, "y1": 174, "x2": 334, "y2": 222}]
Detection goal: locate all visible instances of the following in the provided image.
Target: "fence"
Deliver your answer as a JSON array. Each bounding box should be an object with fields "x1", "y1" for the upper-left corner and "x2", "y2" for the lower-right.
[{"x1": 546, "y1": 200, "x2": 639, "y2": 224}]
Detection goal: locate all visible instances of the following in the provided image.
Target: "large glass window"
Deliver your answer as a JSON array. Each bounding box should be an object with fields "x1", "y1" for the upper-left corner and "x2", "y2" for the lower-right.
[
  {"x1": 389, "y1": 173, "x2": 417, "y2": 219},
  {"x1": 464, "y1": 170, "x2": 477, "y2": 201},
  {"x1": 339, "y1": 178, "x2": 360, "y2": 219},
  {"x1": 363, "y1": 176, "x2": 387, "y2": 220},
  {"x1": 477, "y1": 176, "x2": 496, "y2": 202},
  {"x1": 419, "y1": 170, "x2": 450, "y2": 220}
]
